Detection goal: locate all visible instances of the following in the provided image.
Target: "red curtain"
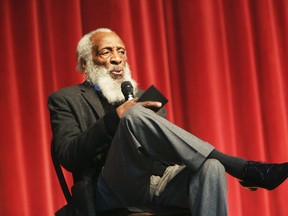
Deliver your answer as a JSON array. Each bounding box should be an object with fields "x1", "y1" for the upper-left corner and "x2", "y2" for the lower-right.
[{"x1": 1, "y1": 0, "x2": 288, "y2": 215}]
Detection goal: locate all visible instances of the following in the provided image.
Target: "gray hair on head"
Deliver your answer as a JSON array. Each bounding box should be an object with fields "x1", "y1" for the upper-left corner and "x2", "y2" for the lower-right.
[{"x1": 76, "y1": 28, "x2": 113, "y2": 72}]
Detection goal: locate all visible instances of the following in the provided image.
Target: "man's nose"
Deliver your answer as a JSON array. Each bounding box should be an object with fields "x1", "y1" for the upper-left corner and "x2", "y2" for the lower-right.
[{"x1": 110, "y1": 52, "x2": 122, "y2": 65}]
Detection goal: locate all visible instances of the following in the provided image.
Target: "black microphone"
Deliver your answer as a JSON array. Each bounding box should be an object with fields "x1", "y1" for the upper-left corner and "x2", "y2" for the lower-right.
[{"x1": 121, "y1": 81, "x2": 134, "y2": 101}]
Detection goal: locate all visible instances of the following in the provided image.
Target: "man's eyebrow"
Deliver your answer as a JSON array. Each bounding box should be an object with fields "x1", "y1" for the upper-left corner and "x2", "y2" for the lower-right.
[{"x1": 98, "y1": 46, "x2": 126, "y2": 51}]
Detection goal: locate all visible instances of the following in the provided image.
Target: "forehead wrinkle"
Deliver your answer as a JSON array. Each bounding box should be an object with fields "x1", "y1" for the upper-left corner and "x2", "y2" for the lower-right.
[{"x1": 91, "y1": 32, "x2": 125, "y2": 51}]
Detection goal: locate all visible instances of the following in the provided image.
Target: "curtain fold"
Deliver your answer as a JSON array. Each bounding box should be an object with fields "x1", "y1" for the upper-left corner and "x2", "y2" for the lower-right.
[{"x1": 1, "y1": 0, "x2": 288, "y2": 215}]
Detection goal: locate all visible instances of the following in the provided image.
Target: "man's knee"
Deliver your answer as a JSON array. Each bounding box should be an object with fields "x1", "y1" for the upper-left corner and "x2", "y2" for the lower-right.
[
  {"x1": 120, "y1": 105, "x2": 145, "y2": 128},
  {"x1": 199, "y1": 159, "x2": 226, "y2": 179},
  {"x1": 122, "y1": 105, "x2": 141, "y2": 119}
]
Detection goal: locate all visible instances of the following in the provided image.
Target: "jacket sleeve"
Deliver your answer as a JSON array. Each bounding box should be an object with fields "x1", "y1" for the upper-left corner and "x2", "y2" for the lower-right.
[{"x1": 48, "y1": 92, "x2": 119, "y2": 173}]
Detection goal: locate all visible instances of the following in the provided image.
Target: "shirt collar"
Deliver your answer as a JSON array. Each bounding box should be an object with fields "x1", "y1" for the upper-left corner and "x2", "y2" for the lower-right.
[{"x1": 93, "y1": 84, "x2": 101, "y2": 92}]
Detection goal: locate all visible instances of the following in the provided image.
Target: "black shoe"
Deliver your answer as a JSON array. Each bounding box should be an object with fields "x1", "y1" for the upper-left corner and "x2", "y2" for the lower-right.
[{"x1": 239, "y1": 161, "x2": 288, "y2": 190}]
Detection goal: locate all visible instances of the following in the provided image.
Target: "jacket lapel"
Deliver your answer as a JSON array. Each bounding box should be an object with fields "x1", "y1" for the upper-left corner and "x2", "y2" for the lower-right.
[{"x1": 80, "y1": 82, "x2": 105, "y2": 118}]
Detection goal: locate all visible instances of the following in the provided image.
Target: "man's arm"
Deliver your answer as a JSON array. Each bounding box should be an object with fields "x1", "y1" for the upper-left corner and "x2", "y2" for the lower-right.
[{"x1": 48, "y1": 92, "x2": 115, "y2": 172}]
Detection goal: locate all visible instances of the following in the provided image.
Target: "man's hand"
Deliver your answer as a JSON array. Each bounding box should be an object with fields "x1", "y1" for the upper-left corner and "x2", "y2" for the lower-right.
[{"x1": 116, "y1": 98, "x2": 162, "y2": 118}]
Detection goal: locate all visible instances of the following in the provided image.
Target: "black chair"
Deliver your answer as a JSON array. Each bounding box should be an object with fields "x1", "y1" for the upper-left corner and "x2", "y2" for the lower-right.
[{"x1": 51, "y1": 142, "x2": 191, "y2": 216}]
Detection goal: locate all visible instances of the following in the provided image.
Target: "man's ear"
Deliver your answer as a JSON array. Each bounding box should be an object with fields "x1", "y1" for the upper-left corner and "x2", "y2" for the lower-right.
[{"x1": 80, "y1": 58, "x2": 87, "y2": 69}]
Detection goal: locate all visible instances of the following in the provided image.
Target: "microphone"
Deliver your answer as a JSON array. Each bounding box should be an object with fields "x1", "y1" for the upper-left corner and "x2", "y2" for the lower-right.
[{"x1": 121, "y1": 81, "x2": 134, "y2": 101}]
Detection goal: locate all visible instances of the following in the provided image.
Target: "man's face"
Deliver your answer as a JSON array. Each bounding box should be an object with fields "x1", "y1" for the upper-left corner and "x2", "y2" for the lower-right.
[
  {"x1": 90, "y1": 32, "x2": 127, "y2": 80},
  {"x1": 84, "y1": 31, "x2": 136, "y2": 104}
]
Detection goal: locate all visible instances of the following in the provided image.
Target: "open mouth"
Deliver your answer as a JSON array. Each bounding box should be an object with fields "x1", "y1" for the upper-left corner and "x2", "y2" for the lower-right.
[
  {"x1": 111, "y1": 70, "x2": 123, "y2": 75},
  {"x1": 110, "y1": 69, "x2": 124, "y2": 80}
]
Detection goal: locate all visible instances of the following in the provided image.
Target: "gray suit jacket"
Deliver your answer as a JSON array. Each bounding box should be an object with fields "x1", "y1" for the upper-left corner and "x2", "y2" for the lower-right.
[{"x1": 48, "y1": 81, "x2": 166, "y2": 182}]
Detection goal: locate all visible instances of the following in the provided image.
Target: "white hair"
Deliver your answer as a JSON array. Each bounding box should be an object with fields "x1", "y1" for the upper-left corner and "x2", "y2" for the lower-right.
[{"x1": 76, "y1": 28, "x2": 113, "y2": 71}]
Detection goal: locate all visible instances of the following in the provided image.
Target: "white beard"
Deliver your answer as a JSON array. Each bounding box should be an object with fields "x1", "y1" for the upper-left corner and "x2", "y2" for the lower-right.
[{"x1": 85, "y1": 61, "x2": 137, "y2": 104}]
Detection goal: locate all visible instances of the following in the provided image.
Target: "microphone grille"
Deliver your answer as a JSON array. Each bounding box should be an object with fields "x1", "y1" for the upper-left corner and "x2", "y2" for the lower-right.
[
  {"x1": 121, "y1": 81, "x2": 133, "y2": 93},
  {"x1": 121, "y1": 81, "x2": 134, "y2": 100}
]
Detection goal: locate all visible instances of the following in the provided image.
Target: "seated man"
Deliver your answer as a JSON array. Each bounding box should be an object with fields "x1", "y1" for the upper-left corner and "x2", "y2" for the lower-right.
[{"x1": 48, "y1": 28, "x2": 288, "y2": 216}]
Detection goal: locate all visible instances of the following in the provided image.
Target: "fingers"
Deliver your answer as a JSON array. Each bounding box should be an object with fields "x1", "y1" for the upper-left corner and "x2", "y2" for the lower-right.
[
  {"x1": 137, "y1": 101, "x2": 162, "y2": 108},
  {"x1": 116, "y1": 99, "x2": 162, "y2": 118},
  {"x1": 123, "y1": 98, "x2": 162, "y2": 108},
  {"x1": 116, "y1": 99, "x2": 137, "y2": 118}
]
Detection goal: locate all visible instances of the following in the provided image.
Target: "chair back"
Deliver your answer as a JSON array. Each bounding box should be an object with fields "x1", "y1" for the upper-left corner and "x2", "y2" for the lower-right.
[{"x1": 51, "y1": 142, "x2": 72, "y2": 203}]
